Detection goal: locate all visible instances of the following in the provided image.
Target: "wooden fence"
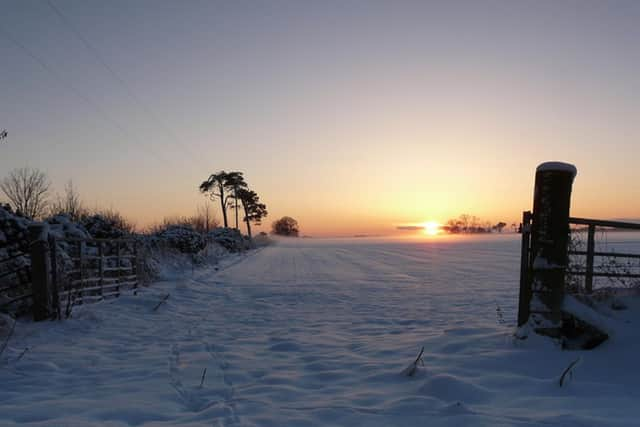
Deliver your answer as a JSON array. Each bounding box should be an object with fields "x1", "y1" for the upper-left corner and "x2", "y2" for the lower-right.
[
  {"x1": 1, "y1": 223, "x2": 140, "y2": 320},
  {"x1": 515, "y1": 161, "x2": 640, "y2": 342},
  {"x1": 519, "y1": 211, "x2": 640, "y2": 326},
  {"x1": 58, "y1": 237, "x2": 139, "y2": 318}
]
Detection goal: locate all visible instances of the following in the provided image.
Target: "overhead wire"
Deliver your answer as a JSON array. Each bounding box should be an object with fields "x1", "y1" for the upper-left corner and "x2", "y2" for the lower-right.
[
  {"x1": 44, "y1": 0, "x2": 210, "y2": 172},
  {"x1": 0, "y1": 22, "x2": 173, "y2": 167}
]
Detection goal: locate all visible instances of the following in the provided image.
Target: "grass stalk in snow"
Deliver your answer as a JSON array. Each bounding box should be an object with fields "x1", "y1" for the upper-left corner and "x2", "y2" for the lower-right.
[
  {"x1": 402, "y1": 346, "x2": 425, "y2": 377},
  {"x1": 16, "y1": 347, "x2": 29, "y2": 362},
  {"x1": 152, "y1": 293, "x2": 170, "y2": 312},
  {"x1": 495, "y1": 304, "x2": 505, "y2": 325},
  {"x1": 200, "y1": 367, "x2": 207, "y2": 388},
  {"x1": 559, "y1": 357, "x2": 581, "y2": 387},
  {"x1": 0, "y1": 316, "x2": 16, "y2": 359}
]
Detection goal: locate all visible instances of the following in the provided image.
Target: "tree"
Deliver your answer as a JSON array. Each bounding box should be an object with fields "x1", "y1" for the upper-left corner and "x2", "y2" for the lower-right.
[
  {"x1": 272, "y1": 216, "x2": 299, "y2": 237},
  {"x1": 199, "y1": 171, "x2": 247, "y2": 229},
  {"x1": 199, "y1": 171, "x2": 230, "y2": 228},
  {"x1": 49, "y1": 180, "x2": 86, "y2": 220},
  {"x1": 237, "y1": 188, "x2": 267, "y2": 238},
  {"x1": 493, "y1": 222, "x2": 507, "y2": 233},
  {"x1": 196, "y1": 202, "x2": 217, "y2": 233},
  {"x1": 1, "y1": 167, "x2": 51, "y2": 219},
  {"x1": 225, "y1": 171, "x2": 248, "y2": 230},
  {"x1": 443, "y1": 214, "x2": 501, "y2": 234}
]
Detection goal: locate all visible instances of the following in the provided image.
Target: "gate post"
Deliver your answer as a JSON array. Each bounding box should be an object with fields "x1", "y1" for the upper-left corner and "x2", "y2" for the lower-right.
[
  {"x1": 29, "y1": 223, "x2": 53, "y2": 321},
  {"x1": 528, "y1": 162, "x2": 577, "y2": 337},
  {"x1": 517, "y1": 210, "x2": 533, "y2": 327}
]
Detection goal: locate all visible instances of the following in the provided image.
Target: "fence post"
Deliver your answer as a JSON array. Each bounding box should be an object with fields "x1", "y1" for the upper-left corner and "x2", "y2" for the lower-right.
[
  {"x1": 48, "y1": 234, "x2": 60, "y2": 319},
  {"x1": 133, "y1": 241, "x2": 138, "y2": 295},
  {"x1": 29, "y1": 223, "x2": 53, "y2": 321},
  {"x1": 98, "y1": 241, "x2": 104, "y2": 300},
  {"x1": 517, "y1": 211, "x2": 533, "y2": 326},
  {"x1": 528, "y1": 161, "x2": 577, "y2": 337},
  {"x1": 585, "y1": 224, "x2": 595, "y2": 293},
  {"x1": 78, "y1": 240, "x2": 85, "y2": 305},
  {"x1": 116, "y1": 241, "x2": 121, "y2": 297}
]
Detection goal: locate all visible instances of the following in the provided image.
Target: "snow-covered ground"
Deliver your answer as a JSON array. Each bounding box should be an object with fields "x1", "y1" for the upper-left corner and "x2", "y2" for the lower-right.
[{"x1": 1, "y1": 234, "x2": 639, "y2": 426}]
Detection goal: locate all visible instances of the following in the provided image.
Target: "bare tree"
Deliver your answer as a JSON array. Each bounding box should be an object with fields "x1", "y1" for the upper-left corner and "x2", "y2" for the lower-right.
[
  {"x1": 49, "y1": 180, "x2": 86, "y2": 220},
  {"x1": 1, "y1": 167, "x2": 51, "y2": 219},
  {"x1": 197, "y1": 202, "x2": 217, "y2": 233}
]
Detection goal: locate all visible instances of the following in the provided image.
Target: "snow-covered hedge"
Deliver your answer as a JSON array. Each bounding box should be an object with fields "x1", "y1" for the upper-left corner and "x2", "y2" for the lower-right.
[
  {"x1": 1, "y1": 205, "x2": 257, "y2": 315},
  {"x1": 81, "y1": 214, "x2": 130, "y2": 239},
  {"x1": 0, "y1": 205, "x2": 32, "y2": 255},
  {"x1": 0, "y1": 206, "x2": 34, "y2": 315},
  {"x1": 153, "y1": 225, "x2": 206, "y2": 254},
  {"x1": 208, "y1": 227, "x2": 252, "y2": 252}
]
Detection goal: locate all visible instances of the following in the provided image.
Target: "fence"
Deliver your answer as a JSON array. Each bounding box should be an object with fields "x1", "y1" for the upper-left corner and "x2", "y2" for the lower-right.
[
  {"x1": 520, "y1": 214, "x2": 640, "y2": 308},
  {"x1": 58, "y1": 237, "x2": 139, "y2": 318},
  {"x1": 0, "y1": 223, "x2": 140, "y2": 320},
  {"x1": 566, "y1": 218, "x2": 640, "y2": 293},
  {"x1": 517, "y1": 162, "x2": 640, "y2": 343}
]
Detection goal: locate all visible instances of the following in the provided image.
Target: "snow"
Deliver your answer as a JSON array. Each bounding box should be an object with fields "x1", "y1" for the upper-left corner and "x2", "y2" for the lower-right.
[
  {"x1": 1, "y1": 234, "x2": 640, "y2": 426},
  {"x1": 536, "y1": 161, "x2": 578, "y2": 177},
  {"x1": 532, "y1": 255, "x2": 563, "y2": 270}
]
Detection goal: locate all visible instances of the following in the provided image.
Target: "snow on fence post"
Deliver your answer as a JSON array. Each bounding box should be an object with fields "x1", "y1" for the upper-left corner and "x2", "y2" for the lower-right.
[
  {"x1": 528, "y1": 161, "x2": 577, "y2": 337},
  {"x1": 29, "y1": 223, "x2": 54, "y2": 321}
]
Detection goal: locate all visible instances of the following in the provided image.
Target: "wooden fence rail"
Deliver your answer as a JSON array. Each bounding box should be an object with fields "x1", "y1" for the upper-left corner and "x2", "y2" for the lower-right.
[
  {"x1": 59, "y1": 237, "x2": 139, "y2": 315},
  {"x1": 518, "y1": 214, "x2": 640, "y2": 326},
  {"x1": 2, "y1": 223, "x2": 140, "y2": 320}
]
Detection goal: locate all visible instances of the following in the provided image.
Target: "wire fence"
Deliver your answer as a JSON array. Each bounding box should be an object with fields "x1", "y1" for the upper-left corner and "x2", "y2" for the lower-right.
[{"x1": 566, "y1": 218, "x2": 640, "y2": 293}]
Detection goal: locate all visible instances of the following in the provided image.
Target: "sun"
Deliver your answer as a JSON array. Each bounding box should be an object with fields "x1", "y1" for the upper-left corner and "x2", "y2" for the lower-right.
[{"x1": 421, "y1": 221, "x2": 441, "y2": 236}]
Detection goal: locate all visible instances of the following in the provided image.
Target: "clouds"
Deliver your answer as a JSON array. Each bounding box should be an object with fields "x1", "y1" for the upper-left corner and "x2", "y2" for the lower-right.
[{"x1": 397, "y1": 225, "x2": 424, "y2": 231}]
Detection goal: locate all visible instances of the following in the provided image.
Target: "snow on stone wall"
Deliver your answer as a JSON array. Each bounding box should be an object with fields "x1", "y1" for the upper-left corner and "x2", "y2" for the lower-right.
[{"x1": 1, "y1": 204, "x2": 254, "y2": 315}]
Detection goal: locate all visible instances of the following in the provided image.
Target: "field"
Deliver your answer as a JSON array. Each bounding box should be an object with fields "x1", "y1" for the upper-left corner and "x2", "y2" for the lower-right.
[{"x1": 1, "y1": 234, "x2": 639, "y2": 426}]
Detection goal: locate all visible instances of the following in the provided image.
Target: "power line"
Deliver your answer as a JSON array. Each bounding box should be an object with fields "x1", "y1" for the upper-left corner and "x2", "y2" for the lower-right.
[
  {"x1": 0, "y1": 24, "x2": 171, "y2": 166},
  {"x1": 44, "y1": 0, "x2": 209, "y2": 171}
]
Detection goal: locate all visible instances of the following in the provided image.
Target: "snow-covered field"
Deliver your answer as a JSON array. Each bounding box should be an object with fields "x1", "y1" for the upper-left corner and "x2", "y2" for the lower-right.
[{"x1": 1, "y1": 234, "x2": 640, "y2": 426}]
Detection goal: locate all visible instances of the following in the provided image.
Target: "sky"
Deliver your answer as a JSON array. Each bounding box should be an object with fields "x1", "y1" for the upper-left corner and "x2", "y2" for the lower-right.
[{"x1": 1, "y1": 0, "x2": 639, "y2": 236}]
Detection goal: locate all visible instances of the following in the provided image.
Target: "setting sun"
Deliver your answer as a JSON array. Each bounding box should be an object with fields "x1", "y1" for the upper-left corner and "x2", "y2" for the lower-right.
[{"x1": 421, "y1": 221, "x2": 442, "y2": 236}]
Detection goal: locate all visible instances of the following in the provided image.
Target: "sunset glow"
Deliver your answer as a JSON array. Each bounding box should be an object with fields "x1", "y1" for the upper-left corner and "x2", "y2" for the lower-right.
[
  {"x1": 421, "y1": 221, "x2": 442, "y2": 236},
  {"x1": 1, "y1": 2, "x2": 640, "y2": 423},
  {"x1": 1, "y1": 2, "x2": 639, "y2": 236}
]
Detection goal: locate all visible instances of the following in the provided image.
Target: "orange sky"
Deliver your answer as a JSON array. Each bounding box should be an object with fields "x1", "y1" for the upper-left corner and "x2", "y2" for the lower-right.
[{"x1": 1, "y1": 2, "x2": 639, "y2": 236}]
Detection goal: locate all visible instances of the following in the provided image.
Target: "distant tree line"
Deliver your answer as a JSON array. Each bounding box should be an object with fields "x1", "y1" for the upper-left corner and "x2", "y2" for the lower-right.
[
  {"x1": 1, "y1": 165, "x2": 294, "y2": 239},
  {"x1": 442, "y1": 214, "x2": 507, "y2": 234},
  {"x1": 199, "y1": 171, "x2": 267, "y2": 238},
  {"x1": 0, "y1": 166, "x2": 224, "y2": 237}
]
